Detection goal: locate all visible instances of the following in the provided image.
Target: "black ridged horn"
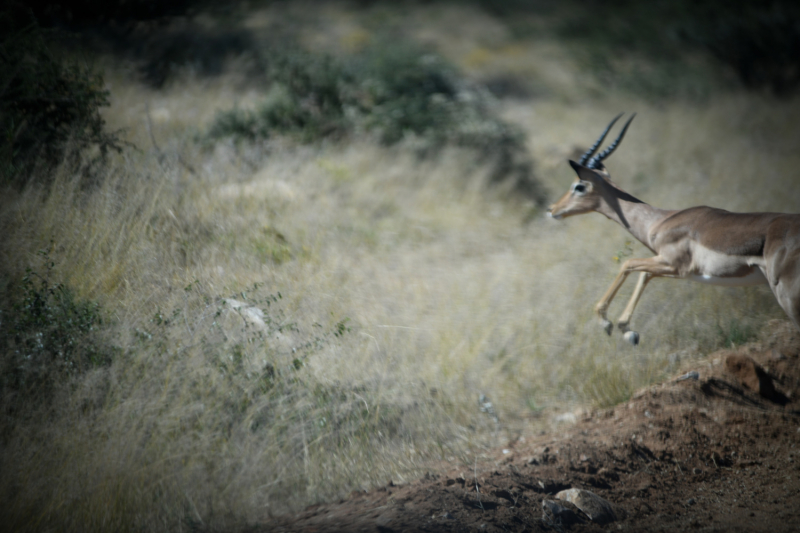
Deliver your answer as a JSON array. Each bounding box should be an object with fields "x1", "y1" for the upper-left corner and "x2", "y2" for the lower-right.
[
  {"x1": 587, "y1": 113, "x2": 636, "y2": 170},
  {"x1": 578, "y1": 112, "x2": 624, "y2": 166}
]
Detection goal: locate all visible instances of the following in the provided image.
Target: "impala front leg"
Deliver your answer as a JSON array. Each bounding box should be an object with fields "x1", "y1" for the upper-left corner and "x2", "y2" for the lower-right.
[
  {"x1": 594, "y1": 267, "x2": 633, "y2": 335},
  {"x1": 594, "y1": 257, "x2": 677, "y2": 340}
]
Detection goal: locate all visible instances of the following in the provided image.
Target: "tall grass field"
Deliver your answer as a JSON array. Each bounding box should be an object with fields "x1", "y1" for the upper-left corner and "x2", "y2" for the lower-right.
[{"x1": 1, "y1": 2, "x2": 799, "y2": 531}]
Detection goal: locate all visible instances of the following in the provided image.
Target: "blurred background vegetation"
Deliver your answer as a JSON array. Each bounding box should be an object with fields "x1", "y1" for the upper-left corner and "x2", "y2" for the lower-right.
[{"x1": 1, "y1": 1, "x2": 799, "y2": 531}]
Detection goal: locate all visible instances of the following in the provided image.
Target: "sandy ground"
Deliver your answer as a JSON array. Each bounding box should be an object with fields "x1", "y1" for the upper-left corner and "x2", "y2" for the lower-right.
[{"x1": 258, "y1": 320, "x2": 800, "y2": 532}]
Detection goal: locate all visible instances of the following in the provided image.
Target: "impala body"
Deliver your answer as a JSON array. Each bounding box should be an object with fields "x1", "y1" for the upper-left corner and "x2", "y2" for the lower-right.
[{"x1": 549, "y1": 114, "x2": 800, "y2": 345}]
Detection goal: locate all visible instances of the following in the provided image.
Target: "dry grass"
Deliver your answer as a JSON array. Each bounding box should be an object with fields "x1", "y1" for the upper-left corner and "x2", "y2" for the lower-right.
[{"x1": 1, "y1": 3, "x2": 799, "y2": 531}]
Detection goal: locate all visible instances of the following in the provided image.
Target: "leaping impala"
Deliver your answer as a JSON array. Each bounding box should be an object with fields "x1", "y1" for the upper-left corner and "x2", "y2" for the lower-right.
[{"x1": 548, "y1": 113, "x2": 800, "y2": 345}]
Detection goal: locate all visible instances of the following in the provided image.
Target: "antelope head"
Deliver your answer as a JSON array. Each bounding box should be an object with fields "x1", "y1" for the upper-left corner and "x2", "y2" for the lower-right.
[{"x1": 548, "y1": 113, "x2": 636, "y2": 220}]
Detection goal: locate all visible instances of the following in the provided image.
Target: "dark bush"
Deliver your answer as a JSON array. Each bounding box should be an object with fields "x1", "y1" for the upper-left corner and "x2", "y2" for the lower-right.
[
  {"x1": 0, "y1": 10, "x2": 121, "y2": 185},
  {"x1": 542, "y1": 0, "x2": 800, "y2": 97},
  {"x1": 209, "y1": 49, "x2": 353, "y2": 143},
  {"x1": 127, "y1": 26, "x2": 256, "y2": 88},
  {"x1": 23, "y1": 0, "x2": 199, "y2": 27},
  {"x1": 680, "y1": 2, "x2": 800, "y2": 95},
  {"x1": 207, "y1": 43, "x2": 545, "y2": 203},
  {"x1": 352, "y1": 46, "x2": 460, "y2": 145}
]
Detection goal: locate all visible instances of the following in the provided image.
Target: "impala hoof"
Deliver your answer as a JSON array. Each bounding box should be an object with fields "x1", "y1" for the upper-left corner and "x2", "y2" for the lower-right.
[
  {"x1": 600, "y1": 319, "x2": 613, "y2": 335},
  {"x1": 623, "y1": 331, "x2": 640, "y2": 346}
]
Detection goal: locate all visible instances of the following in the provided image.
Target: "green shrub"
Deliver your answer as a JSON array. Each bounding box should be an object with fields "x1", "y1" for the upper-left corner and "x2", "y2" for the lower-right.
[
  {"x1": 352, "y1": 46, "x2": 463, "y2": 146},
  {"x1": 0, "y1": 10, "x2": 121, "y2": 185},
  {"x1": 0, "y1": 252, "x2": 108, "y2": 399},
  {"x1": 206, "y1": 43, "x2": 545, "y2": 203}
]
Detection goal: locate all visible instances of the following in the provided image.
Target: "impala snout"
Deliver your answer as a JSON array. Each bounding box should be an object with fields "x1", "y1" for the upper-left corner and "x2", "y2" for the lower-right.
[
  {"x1": 547, "y1": 203, "x2": 563, "y2": 220},
  {"x1": 548, "y1": 179, "x2": 595, "y2": 220},
  {"x1": 547, "y1": 201, "x2": 566, "y2": 220},
  {"x1": 548, "y1": 186, "x2": 578, "y2": 220}
]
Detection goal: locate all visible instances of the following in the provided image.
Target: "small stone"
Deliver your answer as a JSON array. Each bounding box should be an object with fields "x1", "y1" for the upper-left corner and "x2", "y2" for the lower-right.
[
  {"x1": 686, "y1": 498, "x2": 696, "y2": 506},
  {"x1": 442, "y1": 511, "x2": 455, "y2": 520},
  {"x1": 223, "y1": 299, "x2": 267, "y2": 328},
  {"x1": 554, "y1": 412, "x2": 578, "y2": 424},
  {"x1": 693, "y1": 468, "x2": 702, "y2": 475},
  {"x1": 555, "y1": 488, "x2": 624, "y2": 525}
]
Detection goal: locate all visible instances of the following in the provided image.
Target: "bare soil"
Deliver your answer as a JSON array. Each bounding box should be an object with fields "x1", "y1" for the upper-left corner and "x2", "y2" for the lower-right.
[{"x1": 263, "y1": 320, "x2": 800, "y2": 533}]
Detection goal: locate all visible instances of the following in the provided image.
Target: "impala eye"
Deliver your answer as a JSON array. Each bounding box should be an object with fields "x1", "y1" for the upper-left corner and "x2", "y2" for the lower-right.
[{"x1": 572, "y1": 182, "x2": 587, "y2": 194}]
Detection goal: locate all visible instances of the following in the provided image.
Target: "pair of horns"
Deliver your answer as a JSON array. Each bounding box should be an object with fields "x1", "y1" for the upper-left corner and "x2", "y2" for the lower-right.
[{"x1": 578, "y1": 113, "x2": 636, "y2": 170}]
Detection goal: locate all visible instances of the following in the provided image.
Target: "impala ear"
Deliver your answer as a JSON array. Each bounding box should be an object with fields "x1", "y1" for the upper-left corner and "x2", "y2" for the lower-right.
[
  {"x1": 569, "y1": 160, "x2": 604, "y2": 181},
  {"x1": 568, "y1": 160, "x2": 583, "y2": 173}
]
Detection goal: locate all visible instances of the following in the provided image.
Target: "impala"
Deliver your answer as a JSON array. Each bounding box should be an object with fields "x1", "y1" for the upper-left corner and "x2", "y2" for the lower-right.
[{"x1": 548, "y1": 113, "x2": 800, "y2": 345}]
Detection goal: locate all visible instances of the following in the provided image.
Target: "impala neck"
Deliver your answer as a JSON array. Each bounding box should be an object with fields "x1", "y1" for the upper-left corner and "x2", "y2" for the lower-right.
[{"x1": 595, "y1": 181, "x2": 666, "y2": 252}]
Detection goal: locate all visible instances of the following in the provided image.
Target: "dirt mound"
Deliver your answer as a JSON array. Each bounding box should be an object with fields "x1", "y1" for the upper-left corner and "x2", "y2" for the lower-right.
[{"x1": 264, "y1": 320, "x2": 800, "y2": 532}]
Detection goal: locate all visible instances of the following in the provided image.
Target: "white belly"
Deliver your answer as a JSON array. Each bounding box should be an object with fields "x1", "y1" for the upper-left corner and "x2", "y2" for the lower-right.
[
  {"x1": 682, "y1": 241, "x2": 768, "y2": 287},
  {"x1": 687, "y1": 268, "x2": 768, "y2": 287}
]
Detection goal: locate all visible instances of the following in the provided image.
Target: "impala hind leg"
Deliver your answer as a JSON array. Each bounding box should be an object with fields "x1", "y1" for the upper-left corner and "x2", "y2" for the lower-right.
[
  {"x1": 771, "y1": 277, "x2": 800, "y2": 333},
  {"x1": 764, "y1": 246, "x2": 800, "y2": 333},
  {"x1": 616, "y1": 272, "x2": 653, "y2": 346}
]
